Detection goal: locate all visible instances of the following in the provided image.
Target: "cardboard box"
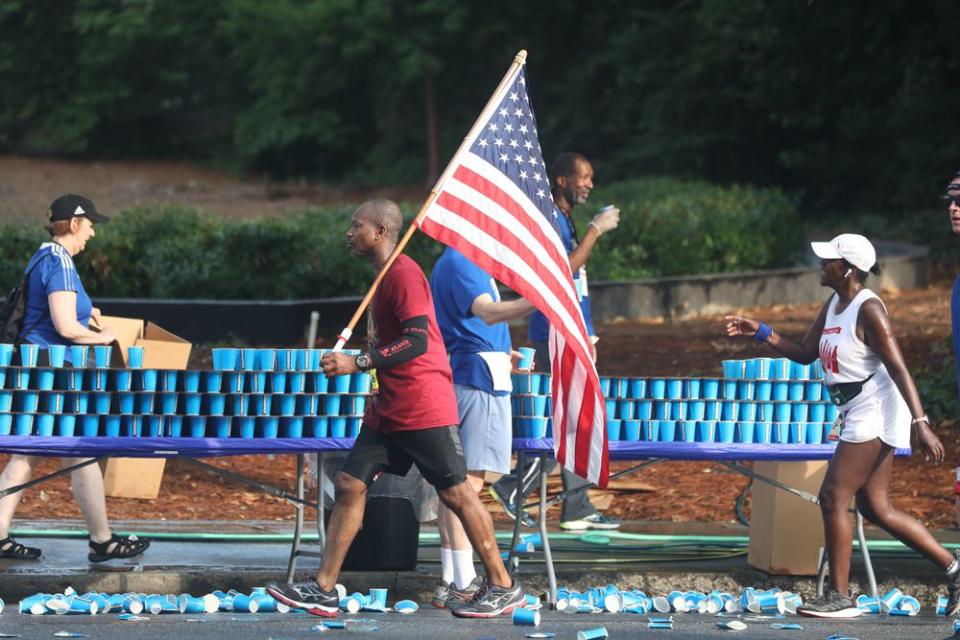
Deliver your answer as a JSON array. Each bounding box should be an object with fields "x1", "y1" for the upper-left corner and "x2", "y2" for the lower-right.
[
  {"x1": 747, "y1": 460, "x2": 828, "y2": 575},
  {"x1": 97, "y1": 316, "x2": 192, "y2": 499}
]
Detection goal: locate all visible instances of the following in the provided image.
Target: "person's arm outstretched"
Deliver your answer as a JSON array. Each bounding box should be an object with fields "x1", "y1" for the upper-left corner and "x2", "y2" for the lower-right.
[{"x1": 723, "y1": 299, "x2": 831, "y2": 364}]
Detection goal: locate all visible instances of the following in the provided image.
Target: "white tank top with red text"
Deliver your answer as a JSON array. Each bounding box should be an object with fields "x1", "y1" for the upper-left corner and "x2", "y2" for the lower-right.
[{"x1": 819, "y1": 288, "x2": 885, "y2": 385}]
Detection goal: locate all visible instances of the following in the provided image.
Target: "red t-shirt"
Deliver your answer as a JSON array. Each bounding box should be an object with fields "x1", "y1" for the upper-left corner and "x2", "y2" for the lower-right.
[{"x1": 364, "y1": 254, "x2": 459, "y2": 432}]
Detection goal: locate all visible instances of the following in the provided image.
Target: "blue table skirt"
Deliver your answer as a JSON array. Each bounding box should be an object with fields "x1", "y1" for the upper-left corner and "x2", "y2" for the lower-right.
[{"x1": 0, "y1": 436, "x2": 910, "y2": 460}]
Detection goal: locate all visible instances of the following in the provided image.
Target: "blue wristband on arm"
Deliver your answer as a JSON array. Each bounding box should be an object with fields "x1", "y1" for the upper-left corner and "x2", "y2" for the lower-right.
[{"x1": 753, "y1": 322, "x2": 773, "y2": 343}]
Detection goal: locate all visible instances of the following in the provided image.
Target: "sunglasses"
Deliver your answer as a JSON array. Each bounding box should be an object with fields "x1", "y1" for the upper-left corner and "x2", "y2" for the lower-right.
[{"x1": 942, "y1": 194, "x2": 960, "y2": 207}]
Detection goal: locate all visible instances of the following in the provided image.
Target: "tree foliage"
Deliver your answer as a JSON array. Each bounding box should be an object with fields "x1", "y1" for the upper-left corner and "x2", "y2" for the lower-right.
[{"x1": 2, "y1": 1, "x2": 959, "y2": 213}]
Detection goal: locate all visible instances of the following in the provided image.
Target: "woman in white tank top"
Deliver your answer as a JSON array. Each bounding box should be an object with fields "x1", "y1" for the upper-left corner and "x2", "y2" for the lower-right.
[{"x1": 724, "y1": 234, "x2": 958, "y2": 619}]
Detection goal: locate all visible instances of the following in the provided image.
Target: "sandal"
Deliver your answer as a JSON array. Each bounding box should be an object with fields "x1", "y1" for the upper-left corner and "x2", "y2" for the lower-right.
[
  {"x1": 0, "y1": 536, "x2": 41, "y2": 559},
  {"x1": 88, "y1": 534, "x2": 150, "y2": 563}
]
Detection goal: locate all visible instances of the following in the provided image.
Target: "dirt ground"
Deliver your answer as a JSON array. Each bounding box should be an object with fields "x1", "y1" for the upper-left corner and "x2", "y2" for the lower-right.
[{"x1": 0, "y1": 155, "x2": 956, "y2": 531}]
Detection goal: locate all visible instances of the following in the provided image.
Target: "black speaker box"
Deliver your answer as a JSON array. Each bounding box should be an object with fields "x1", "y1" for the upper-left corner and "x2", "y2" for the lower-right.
[{"x1": 325, "y1": 495, "x2": 420, "y2": 571}]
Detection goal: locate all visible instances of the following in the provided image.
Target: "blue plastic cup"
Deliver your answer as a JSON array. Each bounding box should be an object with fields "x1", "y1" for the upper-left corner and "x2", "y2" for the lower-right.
[
  {"x1": 635, "y1": 400, "x2": 652, "y2": 420},
  {"x1": 47, "y1": 344, "x2": 66, "y2": 367},
  {"x1": 310, "y1": 416, "x2": 329, "y2": 437},
  {"x1": 293, "y1": 349, "x2": 309, "y2": 371},
  {"x1": 246, "y1": 371, "x2": 266, "y2": 393},
  {"x1": 254, "y1": 395, "x2": 272, "y2": 416},
  {"x1": 737, "y1": 381, "x2": 754, "y2": 400},
  {"x1": 332, "y1": 374, "x2": 351, "y2": 394},
  {"x1": 653, "y1": 401, "x2": 668, "y2": 420},
  {"x1": 92, "y1": 391, "x2": 111, "y2": 414},
  {"x1": 658, "y1": 420, "x2": 676, "y2": 442},
  {"x1": 789, "y1": 422, "x2": 807, "y2": 444},
  {"x1": 12, "y1": 368, "x2": 30, "y2": 390},
  {"x1": 721, "y1": 360, "x2": 744, "y2": 380},
  {"x1": 516, "y1": 347, "x2": 535, "y2": 370},
  {"x1": 64, "y1": 368, "x2": 83, "y2": 391},
  {"x1": 809, "y1": 403, "x2": 826, "y2": 422},
  {"x1": 679, "y1": 420, "x2": 696, "y2": 442},
  {"x1": 531, "y1": 373, "x2": 546, "y2": 395},
  {"x1": 116, "y1": 392, "x2": 135, "y2": 414},
  {"x1": 805, "y1": 382, "x2": 823, "y2": 401},
  {"x1": 811, "y1": 359, "x2": 824, "y2": 378},
  {"x1": 351, "y1": 373, "x2": 373, "y2": 393},
  {"x1": 772, "y1": 422, "x2": 789, "y2": 443},
  {"x1": 687, "y1": 401, "x2": 706, "y2": 421},
  {"x1": 759, "y1": 402, "x2": 775, "y2": 421},
  {"x1": 259, "y1": 416, "x2": 279, "y2": 438},
  {"x1": 69, "y1": 345, "x2": 89, "y2": 367},
  {"x1": 0, "y1": 414, "x2": 11, "y2": 435},
  {"x1": 311, "y1": 373, "x2": 330, "y2": 393},
  {"x1": 701, "y1": 379, "x2": 720, "y2": 399},
  {"x1": 599, "y1": 377, "x2": 612, "y2": 396},
  {"x1": 209, "y1": 416, "x2": 231, "y2": 438},
  {"x1": 754, "y1": 381, "x2": 771, "y2": 401},
  {"x1": 103, "y1": 415, "x2": 121, "y2": 437},
  {"x1": 112, "y1": 369, "x2": 132, "y2": 392},
  {"x1": 670, "y1": 401, "x2": 686, "y2": 420},
  {"x1": 127, "y1": 346, "x2": 145, "y2": 368},
  {"x1": 277, "y1": 394, "x2": 296, "y2": 417},
  {"x1": 71, "y1": 392, "x2": 89, "y2": 413},
  {"x1": 306, "y1": 349, "x2": 323, "y2": 371},
  {"x1": 36, "y1": 414, "x2": 54, "y2": 436},
  {"x1": 206, "y1": 394, "x2": 226, "y2": 416},
  {"x1": 323, "y1": 395, "x2": 341, "y2": 416},
  {"x1": 238, "y1": 416, "x2": 255, "y2": 439},
  {"x1": 721, "y1": 401, "x2": 739, "y2": 421},
  {"x1": 666, "y1": 379, "x2": 683, "y2": 399},
  {"x1": 240, "y1": 348, "x2": 257, "y2": 370},
  {"x1": 269, "y1": 372, "x2": 287, "y2": 394},
  {"x1": 221, "y1": 371, "x2": 242, "y2": 393},
  {"x1": 183, "y1": 393, "x2": 202, "y2": 415},
  {"x1": 183, "y1": 370, "x2": 201, "y2": 393},
  {"x1": 787, "y1": 382, "x2": 804, "y2": 401},
  {"x1": 739, "y1": 402, "x2": 757, "y2": 421},
  {"x1": 19, "y1": 392, "x2": 39, "y2": 413},
  {"x1": 203, "y1": 371, "x2": 223, "y2": 393},
  {"x1": 603, "y1": 398, "x2": 616, "y2": 419},
  {"x1": 703, "y1": 400, "x2": 719, "y2": 420},
  {"x1": 92, "y1": 345, "x2": 111, "y2": 368},
  {"x1": 623, "y1": 419, "x2": 640, "y2": 441},
  {"x1": 0, "y1": 344, "x2": 13, "y2": 366},
  {"x1": 628, "y1": 378, "x2": 646, "y2": 398},
  {"x1": 606, "y1": 419, "x2": 622, "y2": 441},
  {"x1": 806, "y1": 422, "x2": 824, "y2": 444},
  {"x1": 0, "y1": 392, "x2": 12, "y2": 413},
  {"x1": 81, "y1": 415, "x2": 99, "y2": 436},
  {"x1": 723, "y1": 380, "x2": 737, "y2": 399},
  {"x1": 649, "y1": 379, "x2": 666, "y2": 399},
  {"x1": 790, "y1": 362, "x2": 810, "y2": 379},
  {"x1": 697, "y1": 420, "x2": 716, "y2": 442},
  {"x1": 774, "y1": 403, "x2": 791, "y2": 423},
  {"x1": 156, "y1": 392, "x2": 176, "y2": 415},
  {"x1": 121, "y1": 415, "x2": 140, "y2": 437},
  {"x1": 19, "y1": 344, "x2": 39, "y2": 367},
  {"x1": 160, "y1": 369, "x2": 179, "y2": 391},
  {"x1": 288, "y1": 372, "x2": 306, "y2": 394},
  {"x1": 756, "y1": 358, "x2": 773, "y2": 379},
  {"x1": 743, "y1": 359, "x2": 758, "y2": 380},
  {"x1": 736, "y1": 421, "x2": 755, "y2": 443},
  {"x1": 755, "y1": 421, "x2": 773, "y2": 444},
  {"x1": 791, "y1": 404, "x2": 809, "y2": 422},
  {"x1": 769, "y1": 359, "x2": 790, "y2": 380},
  {"x1": 211, "y1": 348, "x2": 239, "y2": 371},
  {"x1": 188, "y1": 416, "x2": 207, "y2": 438},
  {"x1": 825, "y1": 403, "x2": 839, "y2": 421},
  {"x1": 282, "y1": 416, "x2": 304, "y2": 438},
  {"x1": 36, "y1": 368, "x2": 55, "y2": 390},
  {"x1": 717, "y1": 421, "x2": 735, "y2": 442},
  {"x1": 134, "y1": 369, "x2": 160, "y2": 391},
  {"x1": 330, "y1": 416, "x2": 347, "y2": 438},
  {"x1": 257, "y1": 349, "x2": 276, "y2": 371},
  {"x1": 685, "y1": 379, "x2": 701, "y2": 399},
  {"x1": 772, "y1": 382, "x2": 788, "y2": 401},
  {"x1": 229, "y1": 394, "x2": 248, "y2": 417},
  {"x1": 164, "y1": 415, "x2": 183, "y2": 437},
  {"x1": 144, "y1": 415, "x2": 162, "y2": 437},
  {"x1": 58, "y1": 414, "x2": 76, "y2": 437}
]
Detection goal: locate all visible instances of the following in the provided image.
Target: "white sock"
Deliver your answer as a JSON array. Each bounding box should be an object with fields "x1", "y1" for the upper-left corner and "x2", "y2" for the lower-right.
[
  {"x1": 452, "y1": 548, "x2": 477, "y2": 590},
  {"x1": 440, "y1": 547, "x2": 454, "y2": 585},
  {"x1": 947, "y1": 557, "x2": 959, "y2": 576}
]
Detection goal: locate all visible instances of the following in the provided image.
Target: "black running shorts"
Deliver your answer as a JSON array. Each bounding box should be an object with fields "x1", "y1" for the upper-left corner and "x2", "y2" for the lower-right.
[{"x1": 340, "y1": 425, "x2": 467, "y2": 490}]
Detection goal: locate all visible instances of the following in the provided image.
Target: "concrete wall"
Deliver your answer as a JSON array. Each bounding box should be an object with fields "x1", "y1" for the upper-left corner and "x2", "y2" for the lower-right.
[{"x1": 588, "y1": 242, "x2": 929, "y2": 323}]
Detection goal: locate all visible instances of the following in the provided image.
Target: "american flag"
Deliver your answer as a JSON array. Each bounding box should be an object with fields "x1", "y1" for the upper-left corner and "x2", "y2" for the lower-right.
[{"x1": 417, "y1": 58, "x2": 609, "y2": 487}]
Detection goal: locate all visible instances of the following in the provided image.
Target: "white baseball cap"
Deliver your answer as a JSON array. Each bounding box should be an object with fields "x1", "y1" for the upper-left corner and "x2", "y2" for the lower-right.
[{"x1": 810, "y1": 234, "x2": 876, "y2": 273}]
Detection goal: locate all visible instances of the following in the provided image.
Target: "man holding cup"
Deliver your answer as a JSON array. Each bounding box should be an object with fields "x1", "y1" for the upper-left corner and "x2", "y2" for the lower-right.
[
  {"x1": 490, "y1": 152, "x2": 621, "y2": 531},
  {"x1": 429, "y1": 246, "x2": 534, "y2": 608}
]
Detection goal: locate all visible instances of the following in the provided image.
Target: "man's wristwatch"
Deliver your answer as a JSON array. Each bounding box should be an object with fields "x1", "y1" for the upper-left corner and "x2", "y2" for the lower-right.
[{"x1": 355, "y1": 353, "x2": 372, "y2": 371}]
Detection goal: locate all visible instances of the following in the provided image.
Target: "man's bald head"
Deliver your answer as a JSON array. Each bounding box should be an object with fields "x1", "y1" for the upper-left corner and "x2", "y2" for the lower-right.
[{"x1": 356, "y1": 199, "x2": 403, "y2": 243}]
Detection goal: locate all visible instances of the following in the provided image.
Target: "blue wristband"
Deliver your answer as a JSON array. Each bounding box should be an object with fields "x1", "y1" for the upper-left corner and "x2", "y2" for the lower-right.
[{"x1": 754, "y1": 322, "x2": 773, "y2": 343}]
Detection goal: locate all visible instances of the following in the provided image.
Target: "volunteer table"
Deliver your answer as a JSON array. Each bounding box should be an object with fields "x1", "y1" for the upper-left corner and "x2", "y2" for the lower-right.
[{"x1": 0, "y1": 436, "x2": 904, "y2": 606}]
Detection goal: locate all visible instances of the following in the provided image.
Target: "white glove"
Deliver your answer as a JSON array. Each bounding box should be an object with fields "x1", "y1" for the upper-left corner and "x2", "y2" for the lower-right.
[{"x1": 589, "y1": 206, "x2": 620, "y2": 235}]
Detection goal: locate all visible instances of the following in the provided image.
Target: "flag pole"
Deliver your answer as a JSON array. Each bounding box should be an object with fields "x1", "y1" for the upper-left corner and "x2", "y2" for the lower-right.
[{"x1": 332, "y1": 49, "x2": 528, "y2": 350}]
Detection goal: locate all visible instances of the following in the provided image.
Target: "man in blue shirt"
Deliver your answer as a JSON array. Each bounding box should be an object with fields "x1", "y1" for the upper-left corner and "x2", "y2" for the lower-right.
[
  {"x1": 491, "y1": 152, "x2": 622, "y2": 531},
  {"x1": 429, "y1": 246, "x2": 533, "y2": 608}
]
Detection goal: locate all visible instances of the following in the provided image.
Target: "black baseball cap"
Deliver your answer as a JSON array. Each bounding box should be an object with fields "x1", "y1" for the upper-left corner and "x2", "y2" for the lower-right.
[{"x1": 48, "y1": 194, "x2": 110, "y2": 224}]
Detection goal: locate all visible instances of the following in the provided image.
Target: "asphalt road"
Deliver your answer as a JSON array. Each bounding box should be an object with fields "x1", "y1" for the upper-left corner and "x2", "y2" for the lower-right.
[{"x1": 0, "y1": 608, "x2": 955, "y2": 640}]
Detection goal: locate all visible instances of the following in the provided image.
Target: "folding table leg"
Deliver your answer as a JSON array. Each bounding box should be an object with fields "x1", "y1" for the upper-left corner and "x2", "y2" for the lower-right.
[
  {"x1": 856, "y1": 509, "x2": 878, "y2": 598},
  {"x1": 506, "y1": 450, "x2": 526, "y2": 573},
  {"x1": 286, "y1": 454, "x2": 306, "y2": 582},
  {"x1": 537, "y1": 452, "x2": 557, "y2": 606},
  {"x1": 316, "y1": 452, "x2": 326, "y2": 553}
]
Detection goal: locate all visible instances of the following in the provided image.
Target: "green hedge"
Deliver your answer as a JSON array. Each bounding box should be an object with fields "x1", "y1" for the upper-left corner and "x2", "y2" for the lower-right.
[{"x1": 0, "y1": 179, "x2": 802, "y2": 299}]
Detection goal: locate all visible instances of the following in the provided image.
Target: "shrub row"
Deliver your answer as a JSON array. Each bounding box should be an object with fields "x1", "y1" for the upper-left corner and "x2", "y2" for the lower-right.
[{"x1": 0, "y1": 179, "x2": 802, "y2": 299}]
